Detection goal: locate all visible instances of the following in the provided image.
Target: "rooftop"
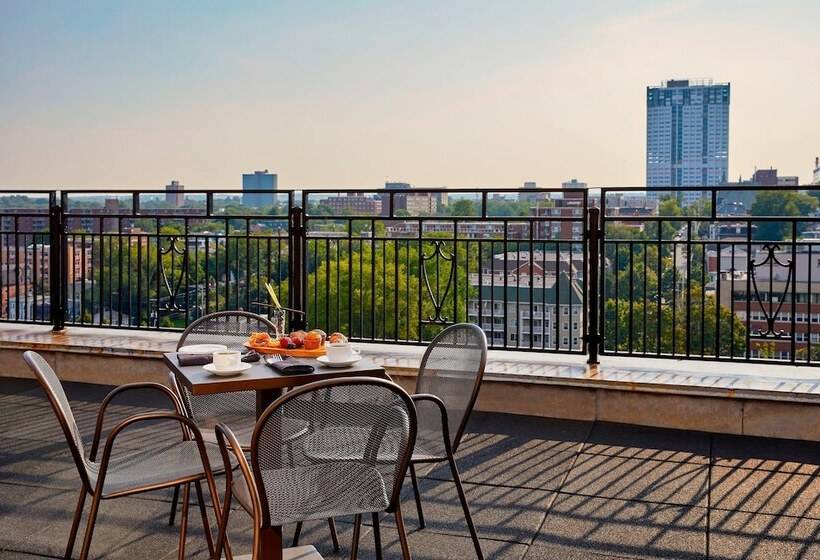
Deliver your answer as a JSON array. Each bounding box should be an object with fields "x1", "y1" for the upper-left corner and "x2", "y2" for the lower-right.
[{"x1": 5, "y1": 378, "x2": 820, "y2": 559}]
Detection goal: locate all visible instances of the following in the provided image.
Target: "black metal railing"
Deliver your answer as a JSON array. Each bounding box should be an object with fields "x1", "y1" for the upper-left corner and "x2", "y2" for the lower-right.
[
  {"x1": 599, "y1": 186, "x2": 820, "y2": 365},
  {"x1": 58, "y1": 190, "x2": 293, "y2": 329},
  {"x1": 0, "y1": 185, "x2": 818, "y2": 366},
  {"x1": 300, "y1": 188, "x2": 587, "y2": 352}
]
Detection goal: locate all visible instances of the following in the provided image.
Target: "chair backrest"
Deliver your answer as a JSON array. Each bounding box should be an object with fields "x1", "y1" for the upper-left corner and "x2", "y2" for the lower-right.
[
  {"x1": 177, "y1": 310, "x2": 278, "y2": 351},
  {"x1": 22, "y1": 351, "x2": 93, "y2": 489},
  {"x1": 416, "y1": 323, "x2": 487, "y2": 452},
  {"x1": 251, "y1": 378, "x2": 417, "y2": 527},
  {"x1": 175, "y1": 311, "x2": 277, "y2": 426}
]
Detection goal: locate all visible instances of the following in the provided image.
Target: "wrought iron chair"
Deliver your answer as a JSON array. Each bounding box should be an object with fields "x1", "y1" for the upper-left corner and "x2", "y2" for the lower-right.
[
  {"x1": 406, "y1": 322, "x2": 488, "y2": 559},
  {"x1": 300, "y1": 322, "x2": 487, "y2": 559},
  {"x1": 22, "y1": 350, "x2": 225, "y2": 560},
  {"x1": 169, "y1": 310, "x2": 339, "y2": 551},
  {"x1": 213, "y1": 377, "x2": 417, "y2": 560}
]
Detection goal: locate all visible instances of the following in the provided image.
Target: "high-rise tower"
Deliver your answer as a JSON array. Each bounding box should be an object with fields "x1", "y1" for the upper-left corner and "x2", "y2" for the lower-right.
[{"x1": 646, "y1": 79, "x2": 730, "y2": 205}]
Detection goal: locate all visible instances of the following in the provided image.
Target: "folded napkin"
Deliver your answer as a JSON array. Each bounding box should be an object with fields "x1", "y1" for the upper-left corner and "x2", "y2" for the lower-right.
[
  {"x1": 267, "y1": 357, "x2": 315, "y2": 375},
  {"x1": 177, "y1": 350, "x2": 260, "y2": 367}
]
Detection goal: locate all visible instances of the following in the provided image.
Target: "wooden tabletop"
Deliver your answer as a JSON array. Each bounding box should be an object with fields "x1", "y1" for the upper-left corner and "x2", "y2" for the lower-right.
[{"x1": 164, "y1": 352, "x2": 388, "y2": 396}]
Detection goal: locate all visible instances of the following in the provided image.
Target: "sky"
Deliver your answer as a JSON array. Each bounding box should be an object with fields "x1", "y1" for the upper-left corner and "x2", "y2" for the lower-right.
[{"x1": 1, "y1": 0, "x2": 819, "y2": 191}]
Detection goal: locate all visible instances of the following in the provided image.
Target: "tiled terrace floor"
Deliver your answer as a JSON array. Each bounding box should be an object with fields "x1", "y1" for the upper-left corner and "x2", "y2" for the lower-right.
[{"x1": 4, "y1": 378, "x2": 820, "y2": 559}]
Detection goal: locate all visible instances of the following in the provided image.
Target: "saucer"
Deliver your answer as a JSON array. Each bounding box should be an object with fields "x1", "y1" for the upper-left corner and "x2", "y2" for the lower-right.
[
  {"x1": 203, "y1": 362, "x2": 252, "y2": 377},
  {"x1": 179, "y1": 344, "x2": 228, "y2": 355},
  {"x1": 317, "y1": 355, "x2": 362, "y2": 368}
]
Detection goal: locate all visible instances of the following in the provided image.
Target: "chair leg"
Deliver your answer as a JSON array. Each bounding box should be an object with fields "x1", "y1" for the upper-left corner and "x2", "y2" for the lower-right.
[
  {"x1": 327, "y1": 518, "x2": 340, "y2": 553},
  {"x1": 449, "y1": 455, "x2": 483, "y2": 560},
  {"x1": 77, "y1": 492, "x2": 102, "y2": 560},
  {"x1": 372, "y1": 513, "x2": 383, "y2": 560},
  {"x1": 350, "y1": 514, "x2": 362, "y2": 560},
  {"x1": 409, "y1": 463, "x2": 425, "y2": 529},
  {"x1": 177, "y1": 484, "x2": 191, "y2": 560},
  {"x1": 65, "y1": 488, "x2": 86, "y2": 560},
  {"x1": 194, "y1": 481, "x2": 215, "y2": 558},
  {"x1": 214, "y1": 486, "x2": 232, "y2": 560},
  {"x1": 200, "y1": 460, "x2": 233, "y2": 560},
  {"x1": 394, "y1": 504, "x2": 412, "y2": 560},
  {"x1": 169, "y1": 484, "x2": 180, "y2": 526},
  {"x1": 291, "y1": 522, "x2": 303, "y2": 547}
]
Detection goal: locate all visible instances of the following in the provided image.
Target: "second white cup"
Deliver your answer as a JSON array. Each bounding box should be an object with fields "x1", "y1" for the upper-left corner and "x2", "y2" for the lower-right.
[
  {"x1": 212, "y1": 350, "x2": 242, "y2": 370},
  {"x1": 326, "y1": 342, "x2": 360, "y2": 362}
]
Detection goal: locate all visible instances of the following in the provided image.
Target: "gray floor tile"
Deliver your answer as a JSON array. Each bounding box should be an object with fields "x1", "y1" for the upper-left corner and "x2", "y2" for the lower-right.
[
  {"x1": 710, "y1": 466, "x2": 820, "y2": 519},
  {"x1": 355, "y1": 529, "x2": 527, "y2": 560},
  {"x1": 424, "y1": 432, "x2": 580, "y2": 490},
  {"x1": 534, "y1": 494, "x2": 707, "y2": 559},
  {"x1": 562, "y1": 453, "x2": 707, "y2": 506},
  {"x1": 524, "y1": 543, "x2": 636, "y2": 559},
  {"x1": 0, "y1": 377, "x2": 38, "y2": 396},
  {"x1": 582, "y1": 422, "x2": 710, "y2": 464},
  {"x1": 0, "y1": 436, "x2": 81, "y2": 490},
  {"x1": 424, "y1": 417, "x2": 589, "y2": 490},
  {"x1": 380, "y1": 477, "x2": 554, "y2": 543},
  {"x1": 709, "y1": 509, "x2": 820, "y2": 560},
  {"x1": 712, "y1": 435, "x2": 820, "y2": 475}
]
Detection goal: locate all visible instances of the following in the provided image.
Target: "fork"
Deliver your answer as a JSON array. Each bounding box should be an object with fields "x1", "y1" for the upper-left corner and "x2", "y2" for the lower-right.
[{"x1": 262, "y1": 354, "x2": 285, "y2": 366}]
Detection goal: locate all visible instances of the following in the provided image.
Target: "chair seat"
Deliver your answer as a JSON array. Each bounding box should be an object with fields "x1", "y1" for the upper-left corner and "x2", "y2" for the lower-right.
[
  {"x1": 303, "y1": 426, "x2": 446, "y2": 464},
  {"x1": 89, "y1": 441, "x2": 228, "y2": 497},
  {"x1": 231, "y1": 461, "x2": 388, "y2": 525}
]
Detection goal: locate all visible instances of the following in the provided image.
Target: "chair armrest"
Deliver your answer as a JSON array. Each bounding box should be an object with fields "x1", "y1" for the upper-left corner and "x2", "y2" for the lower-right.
[
  {"x1": 411, "y1": 393, "x2": 452, "y2": 448},
  {"x1": 90, "y1": 382, "x2": 186, "y2": 461},
  {"x1": 93, "y1": 412, "x2": 214, "y2": 496},
  {"x1": 215, "y1": 422, "x2": 263, "y2": 526}
]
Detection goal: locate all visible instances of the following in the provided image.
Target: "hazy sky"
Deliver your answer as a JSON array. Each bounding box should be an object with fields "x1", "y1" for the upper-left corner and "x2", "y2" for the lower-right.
[{"x1": 1, "y1": 1, "x2": 818, "y2": 190}]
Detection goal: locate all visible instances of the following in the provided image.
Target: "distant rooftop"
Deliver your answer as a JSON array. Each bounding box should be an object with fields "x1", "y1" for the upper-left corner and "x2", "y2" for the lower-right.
[{"x1": 652, "y1": 78, "x2": 729, "y2": 89}]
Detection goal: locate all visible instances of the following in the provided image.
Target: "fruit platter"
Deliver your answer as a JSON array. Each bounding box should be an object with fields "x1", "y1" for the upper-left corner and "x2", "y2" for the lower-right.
[{"x1": 245, "y1": 329, "x2": 348, "y2": 358}]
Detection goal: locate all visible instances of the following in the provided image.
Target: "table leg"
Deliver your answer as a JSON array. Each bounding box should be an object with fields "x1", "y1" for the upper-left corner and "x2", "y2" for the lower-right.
[
  {"x1": 256, "y1": 388, "x2": 283, "y2": 418},
  {"x1": 258, "y1": 525, "x2": 283, "y2": 560},
  {"x1": 256, "y1": 390, "x2": 285, "y2": 559}
]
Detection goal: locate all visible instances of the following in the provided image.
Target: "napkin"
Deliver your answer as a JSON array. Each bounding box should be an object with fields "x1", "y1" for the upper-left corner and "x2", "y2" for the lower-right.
[
  {"x1": 177, "y1": 350, "x2": 260, "y2": 367},
  {"x1": 267, "y1": 357, "x2": 315, "y2": 375}
]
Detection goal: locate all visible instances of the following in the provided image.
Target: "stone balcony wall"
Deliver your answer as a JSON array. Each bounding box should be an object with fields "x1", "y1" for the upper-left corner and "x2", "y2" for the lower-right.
[{"x1": 2, "y1": 324, "x2": 820, "y2": 441}]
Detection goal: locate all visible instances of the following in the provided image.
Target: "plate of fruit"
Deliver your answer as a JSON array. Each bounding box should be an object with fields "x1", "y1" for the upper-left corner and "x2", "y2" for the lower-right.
[{"x1": 245, "y1": 330, "x2": 348, "y2": 358}]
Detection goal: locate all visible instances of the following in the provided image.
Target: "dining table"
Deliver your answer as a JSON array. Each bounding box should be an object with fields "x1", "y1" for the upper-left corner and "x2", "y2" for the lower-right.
[{"x1": 163, "y1": 351, "x2": 389, "y2": 560}]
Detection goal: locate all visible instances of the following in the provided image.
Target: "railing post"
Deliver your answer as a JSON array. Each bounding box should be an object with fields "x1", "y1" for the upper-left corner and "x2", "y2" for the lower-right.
[
  {"x1": 288, "y1": 205, "x2": 307, "y2": 331},
  {"x1": 585, "y1": 207, "x2": 601, "y2": 364},
  {"x1": 49, "y1": 193, "x2": 66, "y2": 332}
]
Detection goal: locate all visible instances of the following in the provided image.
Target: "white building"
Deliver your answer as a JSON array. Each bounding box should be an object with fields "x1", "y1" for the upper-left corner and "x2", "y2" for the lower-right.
[
  {"x1": 646, "y1": 79, "x2": 730, "y2": 206},
  {"x1": 467, "y1": 251, "x2": 584, "y2": 350}
]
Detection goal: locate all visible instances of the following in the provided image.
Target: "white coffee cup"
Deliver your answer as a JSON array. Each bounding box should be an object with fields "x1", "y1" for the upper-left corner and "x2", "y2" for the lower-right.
[
  {"x1": 325, "y1": 342, "x2": 360, "y2": 363},
  {"x1": 212, "y1": 350, "x2": 242, "y2": 370}
]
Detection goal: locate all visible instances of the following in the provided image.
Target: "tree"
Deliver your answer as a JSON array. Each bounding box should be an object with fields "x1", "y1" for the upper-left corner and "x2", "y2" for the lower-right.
[
  {"x1": 750, "y1": 191, "x2": 817, "y2": 241},
  {"x1": 603, "y1": 289, "x2": 745, "y2": 356}
]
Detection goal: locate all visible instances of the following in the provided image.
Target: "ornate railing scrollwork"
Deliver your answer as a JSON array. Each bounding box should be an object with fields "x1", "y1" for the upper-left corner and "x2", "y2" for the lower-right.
[
  {"x1": 749, "y1": 243, "x2": 793, "y2": 338},
  {"x1": 158, "y1": 236, "x2": 188, "y2": 312},
  {"x1": 420, "y1": 240, "x2": 455, "y2": 325}
]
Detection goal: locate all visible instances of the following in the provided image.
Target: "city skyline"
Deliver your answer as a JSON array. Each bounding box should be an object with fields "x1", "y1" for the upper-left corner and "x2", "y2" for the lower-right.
[{"x1": 1, "y1": 1, "x2": 819, "y2": 190}]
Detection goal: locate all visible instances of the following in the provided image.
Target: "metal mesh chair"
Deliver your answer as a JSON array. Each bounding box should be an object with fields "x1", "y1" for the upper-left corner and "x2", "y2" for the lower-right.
[
  {"x1": 23, "y1": 350, "x2": 225, "y2": 560},
  {"x1": 213, "y1": 378, "x2": 417, "y2": 560},
  {"x1": 297, "y1": 323, "x2": 487, "y2": 558},
  {"x1": 408, "y1": 322, "x2": 487, "y2": 559},
  {"x1": 170, "y1": 310, "x2": 338, "y2": 551},
  {"x1": 174, "y1": 311, "x2": 279, "y2": 447}
]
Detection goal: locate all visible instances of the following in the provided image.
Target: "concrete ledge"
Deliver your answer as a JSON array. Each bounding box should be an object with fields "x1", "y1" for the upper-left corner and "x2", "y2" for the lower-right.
[{"x1": 2, "y1": 324, "x2": 820, "y2": 441}]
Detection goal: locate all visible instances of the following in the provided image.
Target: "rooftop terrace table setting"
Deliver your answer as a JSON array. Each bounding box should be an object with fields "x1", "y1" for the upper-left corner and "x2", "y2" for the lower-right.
[{"x1": 163, "y1": 350, "x2": 390, "y2": 418}]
